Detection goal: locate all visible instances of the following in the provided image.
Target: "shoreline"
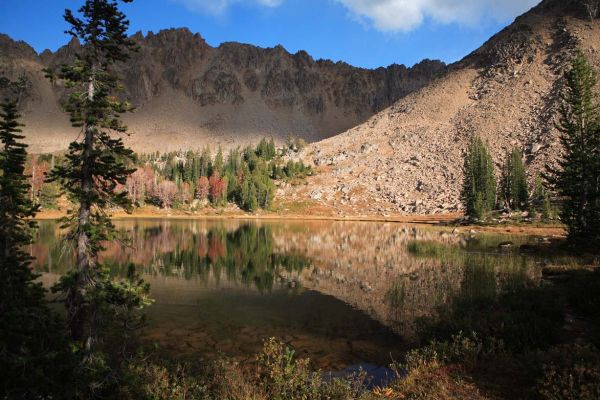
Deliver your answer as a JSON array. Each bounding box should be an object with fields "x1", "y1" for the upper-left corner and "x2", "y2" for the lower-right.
[{"x1": 35, "y1": 209, "x2": 566, "y2": 236}]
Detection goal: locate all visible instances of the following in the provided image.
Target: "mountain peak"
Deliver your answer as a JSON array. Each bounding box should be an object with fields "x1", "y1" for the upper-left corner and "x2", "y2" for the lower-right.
[
  {"x1": 0, "y1": 30, "x2": 446, "y2": 153},
  {"x1": 0, "y1": 34, "x2": 37, "y2": 59}
]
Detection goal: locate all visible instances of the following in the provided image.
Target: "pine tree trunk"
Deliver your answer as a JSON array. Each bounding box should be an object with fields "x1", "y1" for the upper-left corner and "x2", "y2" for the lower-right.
[
  {"x1": 69, "y1": 77, "x2": 96, "y2": 354},
  {"x1": 579, "y1": 125, "x2": 589, "y2": 238},
  {"x1": 2, "y1": 141, "x2": 7, "y2": 259}
]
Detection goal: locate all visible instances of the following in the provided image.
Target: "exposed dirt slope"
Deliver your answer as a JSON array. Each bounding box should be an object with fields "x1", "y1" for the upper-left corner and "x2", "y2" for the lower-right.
[{"x1": 285, "y1": 0, "x2": 600, "y2": 215}]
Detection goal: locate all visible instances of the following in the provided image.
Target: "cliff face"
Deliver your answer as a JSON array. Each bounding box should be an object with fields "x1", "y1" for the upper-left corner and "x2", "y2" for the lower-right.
[
  {"x1": 0, "y1": 29, "x2": 446, "y2": 153},
  {"x1": 284, "y1": 0, "x2": 600, "y2": 215}
]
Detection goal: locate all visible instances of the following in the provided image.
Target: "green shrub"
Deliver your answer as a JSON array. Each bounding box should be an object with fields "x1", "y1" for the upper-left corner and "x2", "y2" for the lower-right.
[
  {"x1": 537, "y1": 344, "x2": 600, "y2": 400},
  {"x1": 121, "y1": 360, "x2": 208, "y2": 400},
  {"x1": 389, "y1": 333, "x2": 494, "y2": 400},
  {"x1": 403, "y1": 332, "x2": 505, "y2": 371},
  {"x1": 256, "y1": 338, "x2": 369, "y2": 400},
  {"x1": 256, "y1": 338, "x2": 324, "y2": 400}
]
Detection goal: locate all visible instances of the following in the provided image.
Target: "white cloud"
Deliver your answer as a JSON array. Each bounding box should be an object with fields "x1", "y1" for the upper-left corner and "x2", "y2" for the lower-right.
[
  {"x1": 257, "y1": 0, "x2": 283, "y2": 6},
  {"x1": 336, "y1": 0, "x2": 542, "y2": 32},
  {"x1": 175, "y1": 0, "x2": 282, "y2": 15}
]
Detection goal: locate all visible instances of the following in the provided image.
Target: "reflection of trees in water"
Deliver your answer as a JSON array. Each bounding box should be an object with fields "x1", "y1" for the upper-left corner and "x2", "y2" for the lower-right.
[
  {"x1": 33, "y1": 222, "x2": 310, "y2": 292},
  {"x1": 31, "y1": 222, "x2": 73, "y2": 273},
  {"x1": 460, "y1": 255, "x2": 530, "y2": 302},
  {"x1": 413, "y1": 253, "x2": 562, "y2": 351},
  {"x1": 385, "y1": 240, "x2": 537, "y2": 341},
  {"x1": 385, "y1": 262, "x2": 462, "y2": 339}
]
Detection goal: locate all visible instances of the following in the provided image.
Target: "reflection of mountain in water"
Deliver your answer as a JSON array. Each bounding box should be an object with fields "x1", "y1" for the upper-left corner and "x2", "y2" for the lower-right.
[{"x1": 273, "y1": 222, "x2": 542, "y2": 341}]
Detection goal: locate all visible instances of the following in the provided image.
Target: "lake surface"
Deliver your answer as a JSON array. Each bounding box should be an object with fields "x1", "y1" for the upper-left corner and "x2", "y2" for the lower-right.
[{"x1": 31, "y1": 218, "x2": 546, "y2": 371}]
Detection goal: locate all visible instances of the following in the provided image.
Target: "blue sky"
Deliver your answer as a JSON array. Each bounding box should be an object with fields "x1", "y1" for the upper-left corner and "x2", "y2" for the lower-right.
[{"x1": 0, "y1": 0, "x2": 541, "y2": 69}]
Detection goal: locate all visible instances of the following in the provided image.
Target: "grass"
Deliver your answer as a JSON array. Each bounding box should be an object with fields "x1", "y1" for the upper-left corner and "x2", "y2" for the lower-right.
[
  {"x1": 406, "y1": 240, "x2": 463, "y2": 260},
  {"x1": 271, "y1": 199, "x2": 315, "y2": 214},
  {"x1": 117, "y1": 328, "x2": 600, "y2": 399}
]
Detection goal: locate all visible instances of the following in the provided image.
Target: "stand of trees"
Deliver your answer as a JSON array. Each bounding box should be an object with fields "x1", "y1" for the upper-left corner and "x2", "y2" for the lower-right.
[
  {"x1": 0, "y1": 98, "x2": 72, "y2": 397},
  {"x1": 462, "y1": 52, "x2": 600, "y2": 249},
  {"x1": 499, "y1": 148, "x2": 529, "y2": 211},
  {"x1": 461, "y1": 138, "x2": 554, "y2": 222},
  {"x1": 461, "y1": 136, "x2": 497, "y2": 220},
  {"x1": 125, "y1": 139, "x2": 312, "y2": 212},
  {"x1": 26, "y1": 140, "x2": 313, "y2": 213},
  {"x1": 546, "y1": 51, "x2": 600, "y2": 248}
]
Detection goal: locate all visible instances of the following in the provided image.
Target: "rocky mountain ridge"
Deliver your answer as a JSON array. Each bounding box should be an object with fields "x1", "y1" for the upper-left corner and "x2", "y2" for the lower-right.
[
  {"x1": 284, "y1": 0, "x2": 600, "y2": 216},
  {"x1": 0, "y1": 29, "x2": 445, "y2": 153}
]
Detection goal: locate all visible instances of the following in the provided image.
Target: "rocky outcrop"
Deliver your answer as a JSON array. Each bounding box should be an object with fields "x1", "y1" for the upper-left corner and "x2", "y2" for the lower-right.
[
  {"x1": 0, "y1": 34, "x2": 37, "y2": 60},
  {"x1": 0, "y1": 29, "x2": 446, "y2": 153}
]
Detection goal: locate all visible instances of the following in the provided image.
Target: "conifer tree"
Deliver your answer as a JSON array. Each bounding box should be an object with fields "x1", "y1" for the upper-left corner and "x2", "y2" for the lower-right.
[
  {"x1": 248, "y1": 192, "x2": 259, "y2": 212},
  {"x1": 213, "y1": 146, "x2": 224, "y2": 176},
  {"x1": 546, "y1": 51, "x2": 600, "y2": 246},
  {"x1": 499, "y1": 148, "x2": 529, "y2": 211},
  {"x1": 191, "y1": 156, "x2": 199, "y2": 188},
  {"x1": 183, "y1": 151, "x2": 194, "y2": 183},
  {"x1": 227, "y1": 147, "x2": 242, "y2": 173},
  {"x1": 46, "y1": 0, "x2": 151, "y2": 369},
  {"x1": 200, "y1": 146, "x2": 211, "y2": 177},
  {"x1": 461, "y1": 136, "x2": 497, "y2": 220},
  {"x1": 531, "y1": 175, "x2": 553, "y2": 221},
  {"x1": 0, "y1": 99, "x2": 69, "y2": 397},
  {"x1": 256, "y1": 137, "x2": 276, "y2": 160}
]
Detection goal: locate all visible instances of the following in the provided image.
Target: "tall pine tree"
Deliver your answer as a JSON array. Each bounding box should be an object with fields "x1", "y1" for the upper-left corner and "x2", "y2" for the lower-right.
[
  {"x1": 46, "y1": 0, "x2": 151, "y2": 372},
  {"x1": 0, "y1": 99, "x2": 70, "y2": 397},
  {"x1": 546, "y1": 51, "x2": 600, "y2": 246},
  {"x1": 461, "y1": 136, "x2": 497, "y2": 220},
  {"x1": 499, "y1": 148, "x2": 529, "y2": 211},
  {"x1": 213, "y1": 146, "x2": 224, "y2": 176},
  {"x1": 531, "y1": 175, "x2": 553, "y2": 221}
]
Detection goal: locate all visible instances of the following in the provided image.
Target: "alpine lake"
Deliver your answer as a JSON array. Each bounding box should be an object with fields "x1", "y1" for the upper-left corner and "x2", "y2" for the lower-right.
[{"x1": 31, "y1": 218, "x2": 561, "y2": 379}]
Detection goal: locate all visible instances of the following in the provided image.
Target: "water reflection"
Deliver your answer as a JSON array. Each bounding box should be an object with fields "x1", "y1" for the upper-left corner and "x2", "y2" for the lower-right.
[
  {"x1": 32, "y1": 219, "x2": 403, "y2": 370},
  {"x1": 31, "y1": 219, "x2": 546, "y2": 369},
  {"x1": 34, "y1": 221, "x2": 310, "y2": 293},
  {"x1": 385, "y1": 240, "x2": 537, "y2": 341},
  {"x1": 272, "y1": 224, "x2": 542, "y2": 342}
]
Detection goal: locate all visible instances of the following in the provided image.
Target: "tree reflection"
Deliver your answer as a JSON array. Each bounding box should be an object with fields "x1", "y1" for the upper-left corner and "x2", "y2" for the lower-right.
[
  {"x1": 33, "y1": 221, "x2": 310, "y2": 293},
  {"x1": 386, "y1": 239, "x2": 560, "y2": 350}
]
